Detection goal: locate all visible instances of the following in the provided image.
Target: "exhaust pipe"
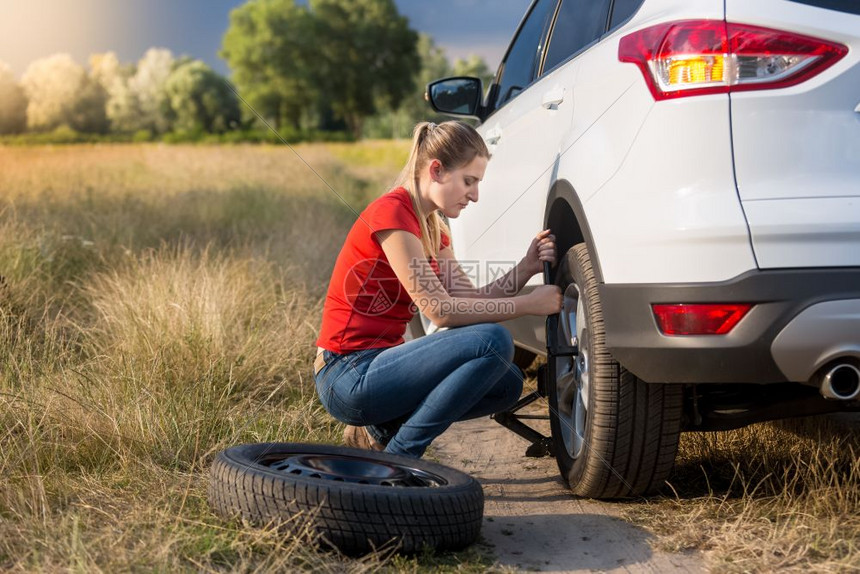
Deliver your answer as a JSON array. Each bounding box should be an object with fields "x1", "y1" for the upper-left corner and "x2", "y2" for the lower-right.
[{"x1": 819, "y1": 363, "x2": 860, "y2": 401}]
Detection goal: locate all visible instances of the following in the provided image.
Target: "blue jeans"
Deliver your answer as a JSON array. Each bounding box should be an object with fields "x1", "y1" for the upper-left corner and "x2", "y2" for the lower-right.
[{"x1": 314, "y1": 323, "x2": 524, "y2": 458}]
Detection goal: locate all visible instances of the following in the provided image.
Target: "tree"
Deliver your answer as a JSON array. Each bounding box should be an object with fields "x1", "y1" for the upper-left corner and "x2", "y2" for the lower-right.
[
  {"x1": 0, "y1": 61, "x2": 27, "y2": 134},
  {"x1": 163, "y1": 61, "x2": 241, "y2": 133},
  {"x1": 91, "y1": 52, "x2": 142, "y2": 133},
  {"x1": 308, "y1": 0, "x2": 419, "y2": 138},
  {"x1": 222, "y1": 0, "x2": 419, "y2": 137},
  {"x1": 221, "y1": 0, "x2": 318, "y2": 131},
  {"x1": 453, "y1": 54, "x2": 495, "y2": 90},
  {"x1": 106, "y1": 74, "x2": 142, "y2": 133},
  {"x1": 363, "y1": 37, "x2": 495, "y2": 139},
  {"x1": 130, "y1": 48, "x2": 174, "y2": 134},
  {"x1": 90, "y1": 52, "x2": 121, "y2": 91},
  {"x1": 363, "y1": 34, "x2": 451, "y2": 138},
  {"x1": 404, "y1": 34, "x2": 452, "y2": 121},
  {"x1": 20, "y1": 54, "x2": 107, "y2": 133}
]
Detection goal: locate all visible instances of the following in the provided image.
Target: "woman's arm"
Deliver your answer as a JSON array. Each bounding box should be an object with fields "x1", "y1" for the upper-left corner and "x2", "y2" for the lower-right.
[
  {"x1": 436, "y1": 248, "x2": 532, "y2": 299},
  {"x1": 436, "y1": 229, "x2": 557, "y2": 299},
  {"x1": 377, "y1": 229, "x2": 561, "y2": 328}
]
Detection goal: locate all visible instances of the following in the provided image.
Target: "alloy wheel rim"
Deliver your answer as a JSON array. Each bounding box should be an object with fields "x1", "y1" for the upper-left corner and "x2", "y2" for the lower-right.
[
  {"x1": 555, "y1": 283, "x2": 590, "y2": 460},
  {"x1": 259, "y1": 452, "x2": 448, "y2": 488}
]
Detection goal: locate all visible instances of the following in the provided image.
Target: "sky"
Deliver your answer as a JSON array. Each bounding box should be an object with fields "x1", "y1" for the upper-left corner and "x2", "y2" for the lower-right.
[{"x1": 0, "y1": 0, "x2": 532, "y2": 78}]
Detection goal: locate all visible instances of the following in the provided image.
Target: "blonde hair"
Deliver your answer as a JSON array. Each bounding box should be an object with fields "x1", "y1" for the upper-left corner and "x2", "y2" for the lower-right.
[{"x1": 393, "y1": 121, "x2": 490, "y2": 258}]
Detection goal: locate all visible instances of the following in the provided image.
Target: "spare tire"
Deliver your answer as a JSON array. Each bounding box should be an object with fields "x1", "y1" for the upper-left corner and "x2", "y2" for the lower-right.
[{"x1": 208, "y1": 442, "x2": 484, "y2": 554}]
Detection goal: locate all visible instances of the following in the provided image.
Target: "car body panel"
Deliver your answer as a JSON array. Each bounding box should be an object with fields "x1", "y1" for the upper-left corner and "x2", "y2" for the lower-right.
[
  {"x1": 727, "y1": 0, "x2": 860, "y2": 267},
  {"x1": 450, "y1": 0, "x2": 576, "y2": 290},
  {"x1": 432, "y1": 0, "x2": 859, "y2": 389}
]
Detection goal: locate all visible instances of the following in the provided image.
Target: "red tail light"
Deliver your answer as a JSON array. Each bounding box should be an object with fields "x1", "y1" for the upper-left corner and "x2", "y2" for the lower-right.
[
  {"x1": 652, "y1": 303, "x2": 753, "y2": 336},
  {"x1": 619, "y1": 20, "x2": 848, "y2": 100}
]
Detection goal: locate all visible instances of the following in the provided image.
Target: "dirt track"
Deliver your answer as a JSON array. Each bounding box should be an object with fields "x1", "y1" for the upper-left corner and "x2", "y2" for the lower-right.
[{"x1": 433, "y1": 416, "x2": 704, "y2": 573}]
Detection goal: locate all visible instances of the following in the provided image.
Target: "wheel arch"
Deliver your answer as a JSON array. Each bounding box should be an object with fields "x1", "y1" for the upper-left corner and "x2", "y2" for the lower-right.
[{"x1": 544, "y1": 179, "x2": 603, "y2": 284}]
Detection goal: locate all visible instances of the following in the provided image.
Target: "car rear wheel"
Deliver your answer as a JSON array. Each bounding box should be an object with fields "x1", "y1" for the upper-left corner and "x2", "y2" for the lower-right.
[{"x1": 549, "y1": 244, "x2": 683, "y2": 498}]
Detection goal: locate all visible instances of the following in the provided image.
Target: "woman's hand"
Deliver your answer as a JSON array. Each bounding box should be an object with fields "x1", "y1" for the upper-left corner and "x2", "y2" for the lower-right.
[
  {"x1": 525, "y1": 285, "x2": 563, "y2": 316},
  {"x1": 522, "y1": 229, "x2": 557, "y2": 277}
]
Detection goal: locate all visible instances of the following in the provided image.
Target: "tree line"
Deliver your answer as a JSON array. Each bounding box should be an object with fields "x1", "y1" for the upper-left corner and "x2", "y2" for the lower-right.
[
  {"x1": 0, "y1": 0, "x2": 494, "y2": 142},
  {"x1": 0, "y1": 50, "x2": 240, "y2": 140}
]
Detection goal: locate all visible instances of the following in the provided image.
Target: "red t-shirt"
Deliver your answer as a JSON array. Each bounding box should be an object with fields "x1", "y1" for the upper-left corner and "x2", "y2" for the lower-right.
[{"x1": 316, "y1": 187, "x2": 450, "y2": 353}]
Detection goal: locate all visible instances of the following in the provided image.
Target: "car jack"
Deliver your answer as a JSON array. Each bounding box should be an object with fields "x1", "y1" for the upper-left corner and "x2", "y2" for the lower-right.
[
  {"x1": 492, "y1": 366, "x2": 555, "y2": 457},
  {"x1": 492, "y1": 262, "x2": 578, "y2": 458}
]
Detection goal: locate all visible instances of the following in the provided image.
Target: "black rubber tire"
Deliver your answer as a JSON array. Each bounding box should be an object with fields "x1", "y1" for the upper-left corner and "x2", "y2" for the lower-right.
[
  {"x1": 208, "y1": 442, "x2": 484, "y2": 554},
  {"x1": 548, "y1": 244, "x2": 683, "y2": 498}
]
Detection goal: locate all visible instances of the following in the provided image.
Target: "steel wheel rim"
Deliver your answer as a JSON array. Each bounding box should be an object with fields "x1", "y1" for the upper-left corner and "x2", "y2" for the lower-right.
[
  {"x1": 259, "y1": 452, "x2": 449, "y2": 488},
  {"x1": 555, "y1": 283, "x2": 590, "y2": 460}
]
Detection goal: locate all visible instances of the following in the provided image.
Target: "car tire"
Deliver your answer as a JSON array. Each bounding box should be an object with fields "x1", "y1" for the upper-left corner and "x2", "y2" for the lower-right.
[
  {"x1": 208, "y1": 442, "x2": 484, "y2": 554},
  {"x1": 549, "y1": 244, "x2": 683, "y2": 498}
]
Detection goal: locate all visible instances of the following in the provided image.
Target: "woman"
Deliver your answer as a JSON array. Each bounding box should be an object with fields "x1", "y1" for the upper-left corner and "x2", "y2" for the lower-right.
[{"x1": 314, "y1": 120, "x2": 563, "y2": 458}]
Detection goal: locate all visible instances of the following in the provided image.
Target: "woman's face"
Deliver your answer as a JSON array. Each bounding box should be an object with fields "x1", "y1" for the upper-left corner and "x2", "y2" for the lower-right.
[{"x1": 426, "y1": 155, "x2": 488, "y2": 219}]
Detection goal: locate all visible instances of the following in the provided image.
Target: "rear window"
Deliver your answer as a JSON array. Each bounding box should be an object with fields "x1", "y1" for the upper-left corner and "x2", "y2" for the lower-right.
[{"x1": 787, "y1": 0, "x2": 860, "y2": 15}]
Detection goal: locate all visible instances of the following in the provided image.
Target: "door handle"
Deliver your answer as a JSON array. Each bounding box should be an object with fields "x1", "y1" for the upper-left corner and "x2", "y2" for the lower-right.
[
  {"x1": 542, "y1": 88, "x2": 565, "y2": 109},
  {"x1": 484, "y1": 128, "x2": 502, "y2": 145}
]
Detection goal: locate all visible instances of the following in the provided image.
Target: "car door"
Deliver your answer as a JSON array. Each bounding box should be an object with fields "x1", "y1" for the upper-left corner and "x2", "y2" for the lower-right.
[
  {"x1": 448, "y1": 0, "x2": 562, "y2": 284},
  {"x1": 449, "y1": 0, "x2": 613, "y2": 352}
]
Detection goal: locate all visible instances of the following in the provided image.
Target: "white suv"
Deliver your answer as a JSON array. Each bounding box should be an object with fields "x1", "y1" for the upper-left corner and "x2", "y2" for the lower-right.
[{"x1": 426, "y1": 0, "x2": 860, "y2": 498}]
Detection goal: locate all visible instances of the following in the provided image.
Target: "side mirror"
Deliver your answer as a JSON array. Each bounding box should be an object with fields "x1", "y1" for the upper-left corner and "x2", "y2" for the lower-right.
[{"x1": 425, "y1": 77, "x2": 483, "y2": 118}]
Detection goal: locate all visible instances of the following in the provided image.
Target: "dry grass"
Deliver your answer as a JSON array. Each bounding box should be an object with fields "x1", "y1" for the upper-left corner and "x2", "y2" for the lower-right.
[
  {"x1": 0, "y1": 142, "x2": 500, "y2": 571},
  {"x1": 622, "y1": 416, "x2": 860, "y2": 572},
  {"x1": 1, "y1": 143, "x2": 857, "y2": 572}
]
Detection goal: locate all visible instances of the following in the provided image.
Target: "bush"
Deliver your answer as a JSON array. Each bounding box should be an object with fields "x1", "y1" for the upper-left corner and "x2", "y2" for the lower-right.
[
  {"x1": 0, "y1": 128, "x2": 353, "y2": 146},
  {"x1": 132, "y1": 129, "x2": 153, "y2": 142}
]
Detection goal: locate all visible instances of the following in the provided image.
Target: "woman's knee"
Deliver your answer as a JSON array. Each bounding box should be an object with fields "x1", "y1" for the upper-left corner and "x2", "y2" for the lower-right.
[
  {"x1": 472, "y1": 323, "x2": 514, "y2": 361},
  {"x1": 484, "y1": 365, "x2": 524, "y2": 413}
]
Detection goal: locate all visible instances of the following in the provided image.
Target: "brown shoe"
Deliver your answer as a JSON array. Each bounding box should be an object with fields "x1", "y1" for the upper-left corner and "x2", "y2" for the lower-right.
[{"x1": 342, "y1": 425, "x2": 385, "y2": 452}]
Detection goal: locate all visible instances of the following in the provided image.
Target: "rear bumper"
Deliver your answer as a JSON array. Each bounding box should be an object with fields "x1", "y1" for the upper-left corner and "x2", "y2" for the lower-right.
[{"x1": 600, "y1": 268, "x2": 860, "y2": 384}]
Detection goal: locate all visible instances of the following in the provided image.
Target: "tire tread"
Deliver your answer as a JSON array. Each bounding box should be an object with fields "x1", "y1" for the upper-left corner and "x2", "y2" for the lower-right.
[
  {"x1": 551, "y1": 244, "x2": 683, "y2": 498},
  {"x1": 208, "y1": 443, "x2": 484, "y2": 554}
]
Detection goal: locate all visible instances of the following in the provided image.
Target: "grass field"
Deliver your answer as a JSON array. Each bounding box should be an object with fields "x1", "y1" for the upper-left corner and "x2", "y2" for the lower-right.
[
  {"x1": 630, "y1": 417, "x2": 859, "y2": 572},
  {"x1": 0, "y1": 143, "x2": 857, "y2": 572}
]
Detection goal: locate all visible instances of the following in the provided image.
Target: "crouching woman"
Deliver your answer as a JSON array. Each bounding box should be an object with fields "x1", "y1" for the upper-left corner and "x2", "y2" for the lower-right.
[{"x1": 313, "y1": 120, "x2": 562, "y2": 458}]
